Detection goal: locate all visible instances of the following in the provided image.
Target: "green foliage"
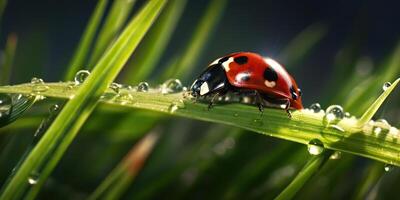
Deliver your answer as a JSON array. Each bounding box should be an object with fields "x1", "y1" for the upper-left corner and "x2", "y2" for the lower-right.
[{"x1": 0, "y1": 0, "x2": 399, "y2": 199}]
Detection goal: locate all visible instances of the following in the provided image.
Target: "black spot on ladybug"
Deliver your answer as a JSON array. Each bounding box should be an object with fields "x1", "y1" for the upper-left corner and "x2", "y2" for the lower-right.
[
  {"x1": 263, "y1": 67, "x2": 278, "y2": 82},
  {"x1": 234, "y1": 56, "x2": 248, "y2": 65},
  {"x1": 218, "y1": 56, "x2": 229, "y2": 63},
  {"x1": 290, "y1": 86, "x2": 298, "y2": 100}
]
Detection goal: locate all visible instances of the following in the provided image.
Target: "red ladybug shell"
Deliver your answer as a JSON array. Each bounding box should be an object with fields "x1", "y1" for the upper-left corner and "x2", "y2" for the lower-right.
[{"x1": 211, "y1": 52, "x2": 303, "y2": 109}]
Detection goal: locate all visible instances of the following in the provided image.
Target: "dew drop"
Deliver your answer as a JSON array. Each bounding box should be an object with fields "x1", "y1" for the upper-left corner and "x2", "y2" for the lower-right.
[
  {"x1": 373, "y1": 127, "x2": 382, "y2": 135},
  {"x1": 384, "y1": 164, "x2": 393, "y2": 172},
  {"x1": 234, "y1": 113, "x2": 239, "y2": 117},
  {"x1": 309, "y1": 103, "x2": 321, "y2": 113},
  {"x1": 110, "y1": 82, "x2": 121, "y2": 94},
  {"x1": 137, "y1": 82, "x2": 149, "y2": 92},
  {"x1": 307, "y1": 139, "x2": 324, "y2": 155},
  {"x1": 161, "y1": 79, "x2": 183, "y2": 94},
  {"x1": 168, "y1": 103, "x2": 179, "y2": 113},
  {"x1": 344, "y1": 112, "x2": 351, "y2": 118},
  {"x1": 115, "y1": 93, "x2": 134, "y2": 105},
  {"x1": 28, "y1": 172, "x2": 39, "y2": 185},
  {"x1": 0, "y1": 94, "x2": 12, "y2": 122},
  {"x1": 324, "y1": 105, "x2": 344, "y2": 125},
  {"x1": 74, "y1": 70, "x2": 90, "y2": 85},
  {"x1": 31, "y1": 77, "x2": 49, "y2": 93},
  {"x1": 382, "y1": 82, "x2": 391, "y2": 91},
  {"x1": 49, "y1": 104, "x2": 60, "y2": 114},
  {"x1": 330, "y1": 151, "x2": 342, "y2": 160}
]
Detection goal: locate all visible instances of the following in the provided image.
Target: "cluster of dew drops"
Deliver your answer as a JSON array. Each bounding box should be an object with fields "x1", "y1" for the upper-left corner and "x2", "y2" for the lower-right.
[{"x1": 303, "y1": 80, "x2": 398, "y2": 172}]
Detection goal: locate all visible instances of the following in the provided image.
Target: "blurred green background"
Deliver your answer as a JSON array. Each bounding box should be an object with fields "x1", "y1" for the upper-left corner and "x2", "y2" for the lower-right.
[{"x1": 0, "y1": 0, "x2": 400, "y2": 199}]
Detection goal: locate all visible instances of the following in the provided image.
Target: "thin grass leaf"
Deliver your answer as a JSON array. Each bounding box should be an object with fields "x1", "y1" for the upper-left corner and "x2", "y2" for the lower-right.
[
  {"x1": 0, "y1": 1, "x2": 166, "y2": 199},
  {"x1": 0, "y1": 0, "x2": 7, "y2": 34},
  {"x1": 275, "y1": 152, "x2": 330, "y2": 200},
  {"x1": 89, "y1": 132, "x2": 159, "y2": 200},
  {"x1": 0, "y1": 34, "x2": 17, "y2": 84},
  {"x1": 357, "y1": 78, "x2": 400, "y2": 126},
  {"x1": 64, "y1": 0, "x2": 108, "y2": 81},
  {"x1": 88, "y1": 0, "x2": 136, "y2": 68},
  {"x1": 279, "y1": 23, "x2": 327, "y2": 67},
  {"x1": 0, "y1": 81, "x2": 399, "y2": 166},
  {"x1": 162, "y1": 0, "x2": 228, "y2": 80},
  {"x1": 123, "y1": 0, "x2": 187, "y2": 84},
  {"x1": 351, "y1": 162, "x2": 385, "y2": 200}
]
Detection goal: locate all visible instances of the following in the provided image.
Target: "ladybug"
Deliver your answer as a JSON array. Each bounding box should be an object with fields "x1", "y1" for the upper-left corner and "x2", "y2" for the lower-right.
[{"x1": 190, "y1": 52, "x2": 303, "y2": 113}]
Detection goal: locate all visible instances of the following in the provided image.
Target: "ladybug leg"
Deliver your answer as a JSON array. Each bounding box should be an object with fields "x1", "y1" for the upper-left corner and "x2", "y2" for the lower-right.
[
  {"x1": 208, "y1": 93, "x2": 220, "y2": 110},
  {"x1": 284, "y1": 99, "x2": 292, "y2": 118},
  {"x1": 254, "y1": 91, "x2": 264, "y2": 113}
]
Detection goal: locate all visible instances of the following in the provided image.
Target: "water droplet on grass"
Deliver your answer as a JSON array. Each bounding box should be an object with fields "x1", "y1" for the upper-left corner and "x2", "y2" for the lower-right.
[
  {"x1": 324, "y1": 105, "x2": 344, "y2": 125},
  {"x1": 31, "y1": 77, "x2": 49, "y2": 93},
  {"x1": 74, "y1": 70, "x2": 90, "y2": 85},
  {"x1": 384, "y1": 164, "x2": 393, "y2": 172},
  {"x1": 110, "y1": 82, "x2": 121, "y2": 94},
  {"x1": 137, "y1": 82, "x2": 149, "y2": 92},
  {"x1": 309, "y1": 103, "x2": 321, "y2": 113},
  {"x1": 28, "y1": 172, "x2": 39, "y2": 185},
  {"x1": 383, "y1": 82, "x2": 391, "y2": 91},
  {"x1": 161, "y1": 79, "x2": 183, "y2": 94},
  {"x1": 307, "y1": 139, "x2": 324, "y2": 155},
  {"x1": 330, "y1": 151, "x2": 342, "y2": 160}
]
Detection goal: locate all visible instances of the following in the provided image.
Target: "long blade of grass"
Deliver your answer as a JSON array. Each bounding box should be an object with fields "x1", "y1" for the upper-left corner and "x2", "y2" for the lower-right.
[
  {"x1": 0, "y1": 0, "x2": 7, "y2": 34},
  {"x1": 278, "y1": 23, "x2": 327, "y2": 68},
  {"x1": 351, "y1": 162, "x2": 385, "y2": 200},
  {"x1": 357, "y1": 78, "x2": 400, "y2": 126},
  {"x1": 274, "y1": 152, "x2": 330, "y2": 200},
  {"x1": 123, "y1": 0, "x2": 187, "y2": 84},
  {"x1": 162, "y1": 0, "x2": 228, "y2": 81},
  {"x1": 0, "y1": 34, "x2": 17, "y2": 84},
  {"x1": 0, "y1": 1, "x2": 166, "y2": 199},
  {"x1": 0, "y1": 81, "x2": 399, "y2": 166},
  {"x1": 87, "y1": 0, "x2": 136, "y2": 68},
  {"x1": 64, "y1": 0, "x2": 108, "y2": 81},
  {"x1": 89, "y1": 132, "x2": 159, "y2": 200}
]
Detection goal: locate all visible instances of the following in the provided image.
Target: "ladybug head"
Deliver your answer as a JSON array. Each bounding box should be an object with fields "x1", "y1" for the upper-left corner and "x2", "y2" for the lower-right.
[
  {"x1": 289, "y1": 85, "x2": 303, "y2": 109},
  {"x1": 190, "y1": 64, "x2": 228, "y2": 97}
]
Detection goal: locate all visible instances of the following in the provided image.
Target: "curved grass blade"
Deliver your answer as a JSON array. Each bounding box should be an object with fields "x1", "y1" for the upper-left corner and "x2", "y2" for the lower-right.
[
  {"x1": 351, "y1": 162, "x2": 385, "y2": 200},
  {"x1": 0, "y1": 1, "x2": 167, "y2": 199},
  {"x1": 89, "y1": 131, "x2": 159, "y2": 200},
  {"x1": 0, "y1": 34, "x2": 17, "y2": 85},
  {"x1": 123, "y1": 0, "x2": 187, "y2": 84},
  {"x1": 275, "y1": 152, "x2": 330, "y2": 200},
  {"x1": 87, "y1": 0, "x2": 136, "y2": 68},
  {"x1": 162, "y1": 0, "x2": 228, "y2": 81},
  {"x1": 64, "y1": 0, "x2": 108, "y2": 81},
  {"x1": 278, "y1": 23, "x2": 327, "y2": 68}
]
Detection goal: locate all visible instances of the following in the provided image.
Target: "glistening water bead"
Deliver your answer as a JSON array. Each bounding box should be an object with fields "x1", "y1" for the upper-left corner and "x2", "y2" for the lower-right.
[
  {"x1": 74, "y1": 70, "x2": 91, "y2": 85},
  {"x1": 382, "y1": 82, "x2": 392, "y2": 91},
  {"x1": 309, "y1": 103, "x2": 321, "y2": 113},
  {"x1": 31, "y1": 77, "x2": 49, "y2": 93},
  {"x1": 161, "y1": 79, "x2": 183, "y2": 94},
  {"x1": 137, "y1": 82, "x2": 149, "y2": 92},
  {"x1": 307, "y1": 139, "x2": 324, "y2": 155},
  {"x1": 324, "y1": 105, "x2": 344, "y2": 124}
]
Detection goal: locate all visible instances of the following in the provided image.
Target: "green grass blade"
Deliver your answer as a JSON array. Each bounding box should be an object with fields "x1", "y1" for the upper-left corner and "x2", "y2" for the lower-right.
[
  {"x1": 64, "y1": 0, "x2": 108, "y2": 81},
  {"x1": 0, "y1": 0, "x2": 7, "y2": 34},
  {"x1": 89, "y1": 132, "x2": 159, "y2": 200},
  {"x1": 162, "y1": 0, "x2": 228, "y2": 80},
  {"x1": 0, "y1": 1, "x2": 166, "y2": 199},
  {"x1": 88, "y1": 0, "x2": 136, "y2": 68},
  {"x1": 351, "y1": 162, "x2": 385, "y2": 200},
  {"x1": 123, "y1": 0, "x2": 187, "y2": 84},
  {"x1": 274, "y1": 152, "x2": 330, "y2": 200},
  {"x1": 279, "y1": 23, "x2": 327, "y2": 68},
  {"x1": 0, "y1": 81, "x2": 399, "y2": 167},
  {"x1": 0, "y1": 34, "x2": 17, "y2": 84},
  {"x1": 64, "y1": 0, "x2": 108, "y2": 80},
  {"x1": 357, "y1": 78, "x2": 399, "y2": 126}
]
